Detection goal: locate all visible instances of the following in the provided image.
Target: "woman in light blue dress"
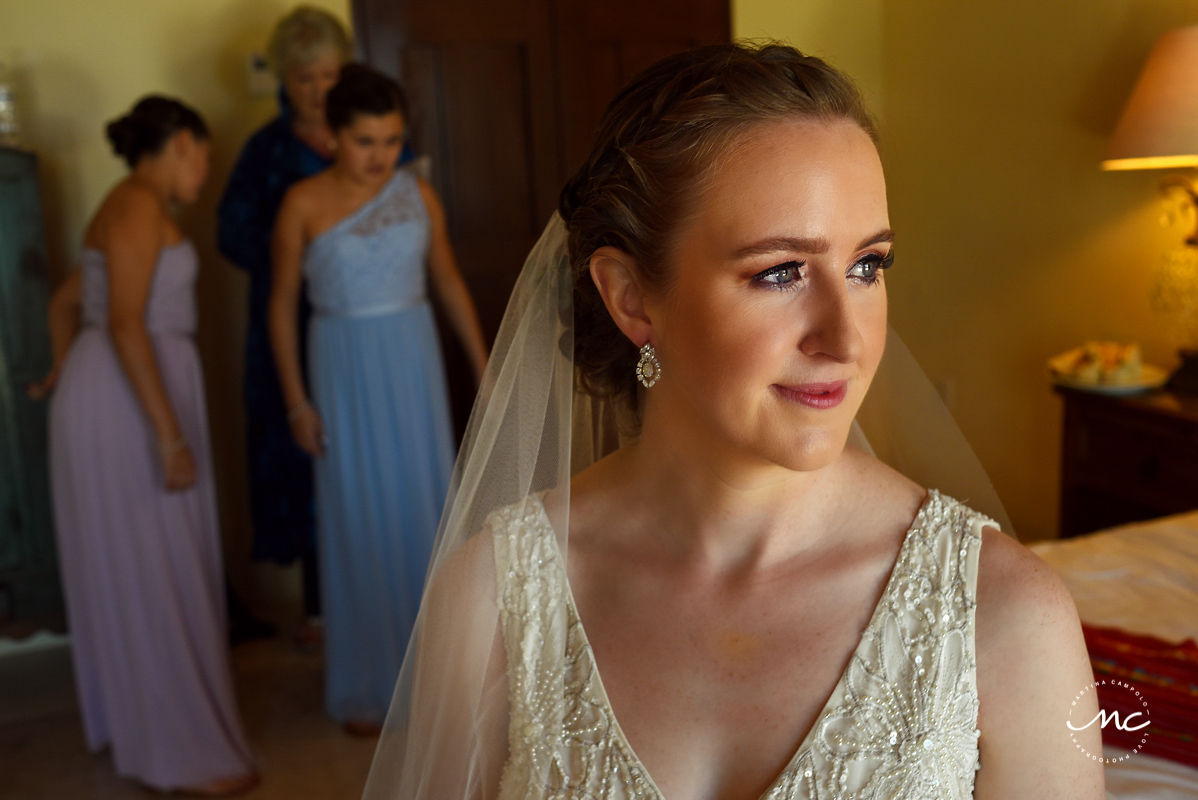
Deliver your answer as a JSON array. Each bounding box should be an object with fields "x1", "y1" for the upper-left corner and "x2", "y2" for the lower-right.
[{"x1": 268, "y1": 64, "x2": 488, "y2": 732}]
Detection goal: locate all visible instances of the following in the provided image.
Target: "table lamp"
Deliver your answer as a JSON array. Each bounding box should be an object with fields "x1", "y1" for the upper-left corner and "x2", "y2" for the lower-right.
[{"x1": 1104, "y1": 25, "x2": 1198, "y2": 393}]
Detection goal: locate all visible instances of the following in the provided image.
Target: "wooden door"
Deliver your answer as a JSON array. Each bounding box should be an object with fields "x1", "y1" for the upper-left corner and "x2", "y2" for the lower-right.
[
  {"x1": 353, "y1": 0, "x2": 729, "y2": 431},
  {"x1": 554, "y1": 1, "x2": 732, "y2": 178}
]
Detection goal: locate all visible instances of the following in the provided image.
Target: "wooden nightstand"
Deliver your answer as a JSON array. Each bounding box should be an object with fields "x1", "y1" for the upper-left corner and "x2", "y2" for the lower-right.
[{"x1": 1056, "y1": 387, "x2": 1198, "y2": 537}]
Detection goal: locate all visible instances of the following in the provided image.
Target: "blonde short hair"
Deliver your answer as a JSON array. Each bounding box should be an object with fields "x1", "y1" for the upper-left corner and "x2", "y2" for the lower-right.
[{"x1": 267, "y1": 6, "x2": 352, "y2": 77}]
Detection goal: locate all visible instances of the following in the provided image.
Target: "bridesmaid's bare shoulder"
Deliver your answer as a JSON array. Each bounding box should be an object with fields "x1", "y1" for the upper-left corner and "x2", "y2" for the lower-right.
[{"x1": 84, "y1": 179, "x2": 166, "y2": 251}]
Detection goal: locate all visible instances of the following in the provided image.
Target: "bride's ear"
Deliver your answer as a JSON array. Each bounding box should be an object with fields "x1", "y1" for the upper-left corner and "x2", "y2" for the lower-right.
[{"x1": 588, "y1": 246, "x2": 654, "y2": 346}]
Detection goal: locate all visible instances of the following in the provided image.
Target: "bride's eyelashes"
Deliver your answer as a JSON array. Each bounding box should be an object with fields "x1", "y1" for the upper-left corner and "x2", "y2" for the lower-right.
[
  {"x1": 751, "y1": 250, "x2": 894, "y2": 292},
  {"x1": 848, "y1": 251, "x2": 894, "y2": 286},
  {"x1": 753, "y1": 260, "x2": 804, "y2": 291}
]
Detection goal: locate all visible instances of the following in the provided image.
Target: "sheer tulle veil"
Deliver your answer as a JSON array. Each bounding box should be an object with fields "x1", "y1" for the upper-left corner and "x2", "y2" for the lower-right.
[{"x1": 359, "y1": 212, "x2": 1010, "y2": 799}]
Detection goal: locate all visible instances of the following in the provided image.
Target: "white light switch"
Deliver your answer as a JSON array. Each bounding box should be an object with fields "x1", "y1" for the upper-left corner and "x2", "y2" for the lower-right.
[{"x1": 246, "y1": 52, "x2": 277, "y2": 97}]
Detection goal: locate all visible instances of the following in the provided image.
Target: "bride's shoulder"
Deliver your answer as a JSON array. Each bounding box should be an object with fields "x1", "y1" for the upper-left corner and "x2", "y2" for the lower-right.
[
  {"x1": 969, "y1": 514, "x2": 1098, "y2": 791},
  {"x1": 837, "y1": 445, "x2": 927, "y2": 518},
  {"x1": 566, "y1": 447, "x2": 635, "y2": 512},
  {"x1": 975, "y1": 524, "x2": 1078, "y2": 637},
  {"x1": 426, "y1": 493, "x2": 560, "y2": 603},
  {"x1": 842, "y1": 447, "x2": 1076, "y2": 632}
]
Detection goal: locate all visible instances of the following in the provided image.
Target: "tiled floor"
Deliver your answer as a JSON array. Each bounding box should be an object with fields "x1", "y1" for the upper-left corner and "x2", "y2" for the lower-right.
[{"x1": 0, "y1": 634, "x2": 379, "y2": 799}]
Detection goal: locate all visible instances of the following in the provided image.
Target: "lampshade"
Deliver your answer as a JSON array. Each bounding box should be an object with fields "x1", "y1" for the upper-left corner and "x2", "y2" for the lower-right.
[{"x1": 1104, "y1": 25, "x2": 1198, "y2": 171}]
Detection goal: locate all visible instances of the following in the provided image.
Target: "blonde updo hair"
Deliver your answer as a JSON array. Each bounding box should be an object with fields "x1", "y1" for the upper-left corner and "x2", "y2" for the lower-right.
[
  {"x1": 560, "y1": 42, "x2": 878, "y2": 415},
  {"x1": 267, "y1": 5, "x2": 352, "y2": 78}
]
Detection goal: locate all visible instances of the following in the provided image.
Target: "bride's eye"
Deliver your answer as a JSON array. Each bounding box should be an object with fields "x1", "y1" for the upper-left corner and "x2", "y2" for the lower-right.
[
  {"x1": 848, "y1": 251, "x2": 894, "y2": 285},
  {"x1": 753, "y1": 261, "x2": 804, "y2": 290}
]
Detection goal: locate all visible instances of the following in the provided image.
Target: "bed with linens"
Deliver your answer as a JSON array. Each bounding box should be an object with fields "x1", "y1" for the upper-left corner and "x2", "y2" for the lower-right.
[{"x1": 1030, "y1": 510, "x2": 1198, "y2": 799}]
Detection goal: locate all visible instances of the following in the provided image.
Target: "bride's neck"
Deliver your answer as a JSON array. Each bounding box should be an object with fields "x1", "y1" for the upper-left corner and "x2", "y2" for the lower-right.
[{"x1": 604, "y1": 419, "x2": 845, "y2": 570}]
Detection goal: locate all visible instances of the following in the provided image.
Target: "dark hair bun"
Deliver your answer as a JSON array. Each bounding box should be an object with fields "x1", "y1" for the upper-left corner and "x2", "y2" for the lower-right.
[
  {"x1": 104, "y1": 116, "x2": 140, "y2": 165},
  {"x1": 104, "y1": 95, "x2": 209, "y2": 168},
  {"x1": 325, "y1": 63, "x2": 408, "y2": 131}
]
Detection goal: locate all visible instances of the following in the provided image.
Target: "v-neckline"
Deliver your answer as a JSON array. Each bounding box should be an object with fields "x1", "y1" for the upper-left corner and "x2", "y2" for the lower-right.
[{"x1": 533, "y1": 489, "x2": 938, "y2": 800}]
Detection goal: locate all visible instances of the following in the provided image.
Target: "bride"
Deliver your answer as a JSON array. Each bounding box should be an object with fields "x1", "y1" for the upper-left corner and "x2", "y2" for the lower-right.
[{"x1": 363, "y1": 43, "x2": 1103, "y2": 799}]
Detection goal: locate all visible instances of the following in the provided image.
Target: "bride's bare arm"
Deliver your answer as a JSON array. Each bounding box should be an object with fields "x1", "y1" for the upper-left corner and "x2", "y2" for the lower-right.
[{"x1": 973, "y1": 527, "x2": 1104, "y2": 798}]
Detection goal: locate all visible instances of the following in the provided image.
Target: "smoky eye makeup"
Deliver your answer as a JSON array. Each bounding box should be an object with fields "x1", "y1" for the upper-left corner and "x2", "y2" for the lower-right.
[
  {"x1": 752, "y1": 260, "x2": 805, "y2": 290},
  {"x1": 747, "y1": 243, "x2": 894, "y2": 291},
  {"x1": 848, "y1": 250, "x2": 894, "y2": 284}
]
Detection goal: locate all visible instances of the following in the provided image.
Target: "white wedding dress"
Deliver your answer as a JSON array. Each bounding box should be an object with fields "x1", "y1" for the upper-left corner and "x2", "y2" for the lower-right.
[
  {"x1": 357, "y1": 216, "x2": 1012, "y2": 800},
  {"x1": 490, "y1": 490, "x2": 995, "y2": 800}
]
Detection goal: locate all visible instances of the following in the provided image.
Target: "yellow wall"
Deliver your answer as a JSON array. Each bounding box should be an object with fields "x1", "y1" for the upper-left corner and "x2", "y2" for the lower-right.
[
  {"x1": 2, "y1": 0, "x2": 350, "y2": 602},
  {"x1": 735, "y1": 0, "x2": 1198, "y2": 539},
  {"x1": 9, "y1": 0, "x2": 1195, "y2": 578},
  {"x1": 733, "y1": 0, "x2": 886, "y2": 122}
]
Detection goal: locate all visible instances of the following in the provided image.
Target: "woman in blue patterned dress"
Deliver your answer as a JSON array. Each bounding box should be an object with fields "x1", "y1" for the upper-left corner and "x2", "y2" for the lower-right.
[
  {"x1": 268, "y1": 64, "x2": 488, "y2": 733},
  {"x1": 218, "y1": 8, "x2": 361, "y2": 645}
]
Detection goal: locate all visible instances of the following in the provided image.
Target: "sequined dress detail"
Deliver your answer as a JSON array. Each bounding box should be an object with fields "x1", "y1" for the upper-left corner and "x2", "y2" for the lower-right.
[{"x1": 490, "y1": 490, "x2": 992, "y2": 799}]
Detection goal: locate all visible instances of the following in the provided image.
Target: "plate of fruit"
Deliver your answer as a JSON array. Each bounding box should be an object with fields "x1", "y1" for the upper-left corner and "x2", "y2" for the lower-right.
[{"x1": 1048, "y1": 341, "x2": 1168, "y2": 395}]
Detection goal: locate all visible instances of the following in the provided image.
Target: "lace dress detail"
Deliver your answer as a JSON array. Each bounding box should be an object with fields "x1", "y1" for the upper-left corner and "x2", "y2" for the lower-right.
[
  {"x1": 490, "y1": 491, "x2": 993, "y2": 800},
  {"x1": 303, "y1": 167, "x2": 429, "y2": 319}
]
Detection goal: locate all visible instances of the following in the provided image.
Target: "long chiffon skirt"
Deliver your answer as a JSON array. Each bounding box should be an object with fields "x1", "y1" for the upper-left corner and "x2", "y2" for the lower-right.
[
  {"x1": 48, "y1": 328, "x2": 254, "y2": 789},
  {"x1": 309, "y1": 302, "x2": 454, "y2": 723}
]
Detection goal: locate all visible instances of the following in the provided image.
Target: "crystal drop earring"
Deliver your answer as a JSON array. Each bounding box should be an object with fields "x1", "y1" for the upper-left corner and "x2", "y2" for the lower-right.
[{"x1": 635, "y1": 343, "x2": 661, "y2": 388}]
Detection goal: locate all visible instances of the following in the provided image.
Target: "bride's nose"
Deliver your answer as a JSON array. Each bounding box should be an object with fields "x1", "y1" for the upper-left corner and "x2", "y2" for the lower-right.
[{"x1": 798, "y1": 284, "x2": 865, "y2": 363}]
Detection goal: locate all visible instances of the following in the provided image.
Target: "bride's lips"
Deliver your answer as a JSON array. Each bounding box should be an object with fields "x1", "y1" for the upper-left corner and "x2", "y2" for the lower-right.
[{"x1": 773, "y1": 380, "x2": 848, "y2": 409}]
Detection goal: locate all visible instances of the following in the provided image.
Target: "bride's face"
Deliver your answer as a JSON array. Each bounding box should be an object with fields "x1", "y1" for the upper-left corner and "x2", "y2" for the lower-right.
[{"x1": 643, "y1": 117, "x2": 890, "y2": 473}]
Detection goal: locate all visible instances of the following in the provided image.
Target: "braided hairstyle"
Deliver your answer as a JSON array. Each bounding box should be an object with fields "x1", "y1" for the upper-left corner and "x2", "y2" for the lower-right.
[
  {"x1": 559, "y1": 42, "x2": 877, "y2": 414},
  {"x1": 105, "y1": 95, "x2": 208, "y2": 168}
]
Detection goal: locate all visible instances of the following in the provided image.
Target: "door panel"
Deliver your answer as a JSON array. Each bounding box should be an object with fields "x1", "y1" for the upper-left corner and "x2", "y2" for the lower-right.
[{"x1": 353, "y1": 0, "x2": 730, "y2": 432}]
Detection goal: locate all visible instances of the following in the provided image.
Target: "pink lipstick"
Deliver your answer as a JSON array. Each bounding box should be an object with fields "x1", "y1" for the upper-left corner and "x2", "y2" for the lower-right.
[{"x1": 774, "y1": 380, "x2": 847, "y2": 409}]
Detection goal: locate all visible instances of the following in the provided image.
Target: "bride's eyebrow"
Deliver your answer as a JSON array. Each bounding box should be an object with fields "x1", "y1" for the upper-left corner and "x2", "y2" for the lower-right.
[
  {"x1": 731, "y1": 229, "x2": 893, "y2": 259},
  {"x1": 859, "y1": 229, "x2": 894, "y2": 248},
  {"x1": 732, "y1": 236, "x2": 829, "y2": 258}
]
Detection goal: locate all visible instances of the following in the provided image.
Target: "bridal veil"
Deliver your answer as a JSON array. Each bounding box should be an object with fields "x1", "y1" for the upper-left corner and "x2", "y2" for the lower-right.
[{"x1": 359, "y1": 209, "x2": 1009, "y2": 798}]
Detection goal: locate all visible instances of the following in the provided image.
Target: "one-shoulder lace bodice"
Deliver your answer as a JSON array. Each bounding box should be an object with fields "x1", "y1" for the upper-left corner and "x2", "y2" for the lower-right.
[
  {"x1": 303, "y1": 168, "x2": 429, "y2": 318},
  {"x1": 80, "y1": 241, "x2": 198, "y2": 335},
  {"x1": 490, "y1": 490, "x2": 993, "y2": 800}
]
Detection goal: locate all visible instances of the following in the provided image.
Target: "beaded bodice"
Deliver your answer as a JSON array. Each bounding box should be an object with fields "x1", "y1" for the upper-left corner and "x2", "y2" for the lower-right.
[{"x1": 490, "y1": 490, "x2": 992, "y2": 800}]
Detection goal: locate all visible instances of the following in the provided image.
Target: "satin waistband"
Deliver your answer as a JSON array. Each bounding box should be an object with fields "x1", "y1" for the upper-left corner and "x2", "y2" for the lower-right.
[
  {"x1": 311, "y1": 297, "x2": 427, "y2": 320},
  {"x1": 81, "y1": 322, "x2": 195, "y2": 338}
]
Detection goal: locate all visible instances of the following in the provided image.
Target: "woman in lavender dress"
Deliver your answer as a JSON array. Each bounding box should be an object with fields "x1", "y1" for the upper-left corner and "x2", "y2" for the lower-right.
[{"x1": 42, "y1": 96, "x2": 257, "y2": 795}]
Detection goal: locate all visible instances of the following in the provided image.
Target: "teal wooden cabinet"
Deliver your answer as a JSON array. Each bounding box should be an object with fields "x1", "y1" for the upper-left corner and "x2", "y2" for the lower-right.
[{"x1": 0, "y1": 145, "x2": 61, "y2": 635}]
